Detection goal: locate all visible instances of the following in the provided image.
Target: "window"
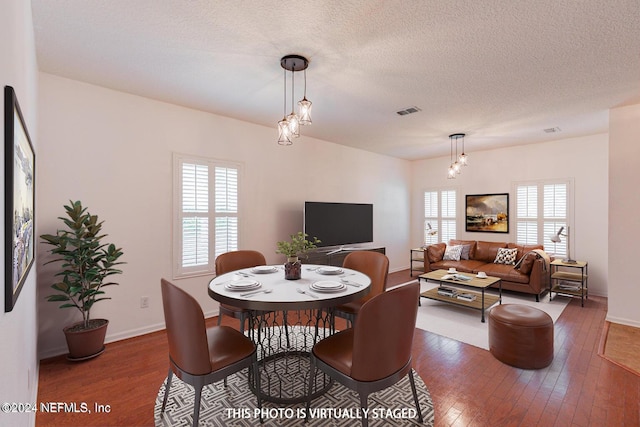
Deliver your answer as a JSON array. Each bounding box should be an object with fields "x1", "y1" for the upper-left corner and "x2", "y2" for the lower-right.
[
  {"x1": 515, "y1": 180, "x2": 572, "y2": 257},
  {"x1": 424, "y1": 189, "x2": 456, "y2": 245},
  {"x1": 174, "y1": 154, "x2": 241, "y2": 278}
]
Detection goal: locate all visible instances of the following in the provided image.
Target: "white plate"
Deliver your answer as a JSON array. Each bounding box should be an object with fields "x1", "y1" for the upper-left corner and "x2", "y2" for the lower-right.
[
  {"x1": 476, "y1": 275, "x2": 487, "y2": 279},
  {"x1": 251, "y1": 266, "x2": 278, "y2": 274},
  {"x1": 225, "y1": 280, "x2": 261, "y2": 291},
  {"x1": 316, "y1": 266, "x2": 343, "y2": 275},
  {"x1": 310, "y1": 281, "x2": 346, "y2": 292}
]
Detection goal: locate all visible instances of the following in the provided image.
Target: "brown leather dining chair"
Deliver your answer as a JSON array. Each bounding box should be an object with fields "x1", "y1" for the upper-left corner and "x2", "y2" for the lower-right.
[
  {"x1": 160, "y1": 279, "x2": 261, "y2": 426},
  {"x1": 334, "y1": 251, "x2": 389, "y2": 326},
  {"x1": 215, "y1": 250, "x2": 267, "y2": 333},
  {"x1": 306, "y1": 282, "x2": 423, "y2": 427}
]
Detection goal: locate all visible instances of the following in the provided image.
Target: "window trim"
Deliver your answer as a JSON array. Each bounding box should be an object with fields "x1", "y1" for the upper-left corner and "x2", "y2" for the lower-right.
[{"x1": 172, "y1": 152, "x2": 243, "y2": 279}]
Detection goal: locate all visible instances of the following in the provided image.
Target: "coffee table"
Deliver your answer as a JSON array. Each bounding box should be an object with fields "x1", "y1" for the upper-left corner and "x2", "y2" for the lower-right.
[{"x1": 418, "y1": 269, "x2": 502, "y2": 322}]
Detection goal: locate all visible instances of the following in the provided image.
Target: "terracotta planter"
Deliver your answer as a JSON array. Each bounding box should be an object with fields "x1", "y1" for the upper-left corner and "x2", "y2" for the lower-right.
[{"x1": 63, "y1": 319, "x2": 108, "y2": 361}]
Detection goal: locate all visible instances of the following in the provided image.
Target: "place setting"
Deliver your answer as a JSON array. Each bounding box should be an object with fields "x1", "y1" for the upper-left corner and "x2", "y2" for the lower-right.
[
  {"x1": 310, "y1": 280, "x2": 347, "y2": 293},
  {"x1": 250, "y1": 265, "x2": 280, "y2": 274}
]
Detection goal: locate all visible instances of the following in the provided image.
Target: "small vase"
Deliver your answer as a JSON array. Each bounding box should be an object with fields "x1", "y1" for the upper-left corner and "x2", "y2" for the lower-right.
[{"x1": 284, "y1": 256, "x2": 302, "y2": 280}]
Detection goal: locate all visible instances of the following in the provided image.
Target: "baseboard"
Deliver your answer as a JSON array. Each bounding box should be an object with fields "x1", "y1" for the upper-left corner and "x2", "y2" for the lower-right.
[{"x1": 604, "y1": 315, "x2": 640, "y2": 329}]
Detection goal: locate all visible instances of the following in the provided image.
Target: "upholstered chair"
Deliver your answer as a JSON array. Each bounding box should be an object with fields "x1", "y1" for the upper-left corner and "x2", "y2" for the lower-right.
[
  {"x1": 306, "y1": 282, "x2": 423, "y2": 427},
  {"x1": 160, "y1": 279, "x2": 261, "y2": 426}
]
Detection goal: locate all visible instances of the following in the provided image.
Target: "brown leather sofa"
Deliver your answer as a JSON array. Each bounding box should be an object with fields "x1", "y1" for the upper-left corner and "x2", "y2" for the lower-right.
[{"x1": 423, "y1": 240, "x2": 550, "y2": 301}]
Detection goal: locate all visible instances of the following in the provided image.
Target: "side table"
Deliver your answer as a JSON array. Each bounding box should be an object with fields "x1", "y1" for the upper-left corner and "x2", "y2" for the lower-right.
[
  {"x1": 410, "y1": 248, "x2": 425, "y2": 276},
  {"x1": 549, "y1": 259, "x2": 588, "y2": 307}
]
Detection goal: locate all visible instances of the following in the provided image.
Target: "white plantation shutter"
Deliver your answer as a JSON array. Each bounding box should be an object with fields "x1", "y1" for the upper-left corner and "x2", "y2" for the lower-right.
[
  {"x1": 424, "y1": 189, "x2": 456, "y2": 245},
  {"x1": 441, "y1": 190, "x2": 456, "y2": 243},
  {"x1": 514, "y1": 180, "x2": 571, "y2": 256},
  {"x1": 174, "y1": 155, "x2": 241, "y2": 278},
  {"x1": 214, "y1": 167, "x2": 238, "y2": 259},
  {"x1": 423, "y1": 191, "x2": 438, "y2": 245},
  {"x1": 544, "y1": 183, "x2": 567, "y2": 256},
  {"x1": 516, "y1": 185, "x2": 538, "y2": 244}
]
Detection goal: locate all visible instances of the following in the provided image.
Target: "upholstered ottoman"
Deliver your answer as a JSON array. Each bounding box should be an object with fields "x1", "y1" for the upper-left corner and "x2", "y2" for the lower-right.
[{"x1": 488, "y1": 304, "x2": 554, "y2": 369}]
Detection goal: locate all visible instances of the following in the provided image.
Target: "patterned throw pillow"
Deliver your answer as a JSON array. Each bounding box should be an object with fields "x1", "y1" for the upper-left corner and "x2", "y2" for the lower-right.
[
  {"x1": 443, "y1": 245, "x2": 463, "y2": 261},
  {"x1": 494, "y1": 247, "x2": 518, "y2": 265}
]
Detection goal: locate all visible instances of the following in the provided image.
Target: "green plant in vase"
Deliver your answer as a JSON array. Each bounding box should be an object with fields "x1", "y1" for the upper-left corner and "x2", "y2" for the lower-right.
[{"x1": 276, "y1": 232, "x2": 320, "y2": 280}]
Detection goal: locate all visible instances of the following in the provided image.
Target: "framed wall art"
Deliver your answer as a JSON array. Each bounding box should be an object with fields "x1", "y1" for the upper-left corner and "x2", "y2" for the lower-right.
[
  {"x1": 5, "y1": 86, "x2": 35, "y2": 312},
  {"x1": 465, "y1": 193, "x2": 509, "y2": 233}
]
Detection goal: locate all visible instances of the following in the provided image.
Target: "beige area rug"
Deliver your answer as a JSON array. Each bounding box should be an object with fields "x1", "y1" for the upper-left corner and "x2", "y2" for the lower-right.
[
  {"x1": 600, "y1": 321, "x2": 640, "y2": 376},
  {"x1": 399, "y1": 279, "x2": 570, "y2": 350}
]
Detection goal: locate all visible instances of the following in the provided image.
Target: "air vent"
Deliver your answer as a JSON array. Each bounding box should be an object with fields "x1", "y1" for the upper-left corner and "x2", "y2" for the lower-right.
[
  {"x1": 544, "y1": 127, "x2": 561, "y2": 133},
  {"x1": 396, "y1": 106, "x2": 422, "y2": 116}
]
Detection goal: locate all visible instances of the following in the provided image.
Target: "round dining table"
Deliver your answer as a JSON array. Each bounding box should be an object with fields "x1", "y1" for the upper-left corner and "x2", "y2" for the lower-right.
[{"x1": 208, "y1": 264, "x2": 371, "y2": 404}]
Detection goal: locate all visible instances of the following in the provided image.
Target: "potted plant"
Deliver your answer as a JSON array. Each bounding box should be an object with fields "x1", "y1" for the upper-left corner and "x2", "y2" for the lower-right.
[
  {"x1": 40, "y1": 200, "x2": 124, "y2": 360},
  {"x1": 276, "y1": 232, "x2": 320, "y2": 280}
]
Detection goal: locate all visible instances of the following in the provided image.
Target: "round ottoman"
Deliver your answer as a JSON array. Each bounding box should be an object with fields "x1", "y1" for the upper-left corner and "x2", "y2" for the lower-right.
[{"x1": 488, "y1": 304, "x2": 554, "y2": 369}]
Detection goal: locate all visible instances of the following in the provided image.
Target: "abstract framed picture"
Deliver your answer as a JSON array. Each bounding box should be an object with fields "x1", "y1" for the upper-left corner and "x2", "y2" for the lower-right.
[
  {"x1": 465, "y1": 193, "x2": 509, "y2": 233},
  {"x1": 4, "y1": 86, "x2": 35, "y2": 312}
]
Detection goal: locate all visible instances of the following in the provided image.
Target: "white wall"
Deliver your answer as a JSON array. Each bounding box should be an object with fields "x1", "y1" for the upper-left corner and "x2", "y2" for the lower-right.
[
  {"x1": 36, "y1": 74, "x2": 411, "y2": 358},
  {"x1": 608, "y1": 103, "x2": 640, "y2": 327},
  {"x1": 0, "y1": 1, "x2": 39, "y2": 426},
  {"x1": 410, "y1": 134, "x2": 609, "y2": 297}
]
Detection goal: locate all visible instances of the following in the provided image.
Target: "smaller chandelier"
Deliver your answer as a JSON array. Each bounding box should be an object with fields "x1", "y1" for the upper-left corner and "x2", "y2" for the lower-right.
[
  {"x1": 447, "y1": 133, "x2": 467, "y2": 179},
  {"x1": 277, "y1": 54, "x2": 312, "y2": 145}
]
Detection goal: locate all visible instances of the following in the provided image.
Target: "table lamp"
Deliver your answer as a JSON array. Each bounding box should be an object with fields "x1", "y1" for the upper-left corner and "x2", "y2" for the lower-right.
[{"x1": 548, "y1": 226, "x2": 576, "y2": 263}]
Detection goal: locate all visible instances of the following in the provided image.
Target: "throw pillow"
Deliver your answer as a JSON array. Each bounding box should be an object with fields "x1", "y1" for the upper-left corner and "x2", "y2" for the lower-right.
[
  {"x1": 443, "y1": 245, "x2": 463, "y2": 261},
  {"x1": 460, "y1": 244, "x2": 471, "y2": 260},
  {"x1": 494, "y1": 247, "x2": 518, "y2": 265},
  {"x1": 426, "y1": 243, "x2": 446, "y2": 263}
]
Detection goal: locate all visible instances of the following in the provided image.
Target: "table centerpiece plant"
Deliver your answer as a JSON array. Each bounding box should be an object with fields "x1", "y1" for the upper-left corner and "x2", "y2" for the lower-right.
[
  {"x1": 40, "y1": 200, "x2": 125, "y2": 360},
  {"x1": 276, "y1": 232, "x2": 320, "y2": 280}
]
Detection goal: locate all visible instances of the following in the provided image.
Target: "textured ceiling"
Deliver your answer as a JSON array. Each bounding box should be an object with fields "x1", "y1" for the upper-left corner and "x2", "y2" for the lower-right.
[{"x1": 31, "y1": 0, "x2": 640, "y2": 160}]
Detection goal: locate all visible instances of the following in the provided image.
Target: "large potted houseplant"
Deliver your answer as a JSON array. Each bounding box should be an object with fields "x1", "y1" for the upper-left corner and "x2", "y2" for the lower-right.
[
  {"x1": 276, "y1": 232, "x2": 320, "y2": 280},
  {"x1": 40, "y1": 200, "x2": 124, "y2": 361}
]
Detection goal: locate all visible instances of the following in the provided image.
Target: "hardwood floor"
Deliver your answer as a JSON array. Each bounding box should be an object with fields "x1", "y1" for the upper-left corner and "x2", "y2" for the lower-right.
[{"x1": 37, "y1": 270, "x2": 639, "y2": 426}]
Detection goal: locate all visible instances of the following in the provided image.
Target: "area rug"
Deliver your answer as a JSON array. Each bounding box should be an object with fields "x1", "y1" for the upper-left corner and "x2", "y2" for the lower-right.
[
  {"x1": 408, "y1": 278, "x2": 570, "y2": 350},
  {"x1": 600, "y1": 321, "x2": 640, "y2": 376},
  {"x1": 154, "y1": 369, "x2": 434, "y2": 426}
]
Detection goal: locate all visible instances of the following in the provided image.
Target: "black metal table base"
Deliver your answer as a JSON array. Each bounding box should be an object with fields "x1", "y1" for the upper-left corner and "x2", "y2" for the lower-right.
[{"x1": 247, "y1": 309, "x2": 335, "y2": 404}]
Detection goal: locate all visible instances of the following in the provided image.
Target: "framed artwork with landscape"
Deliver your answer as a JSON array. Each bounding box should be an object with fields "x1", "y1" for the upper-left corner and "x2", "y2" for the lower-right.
[
  {"x1": 4, "y1": 86, "x2": 35, "y2": 312},
  {"x1": 465, "y1": 193, "x2": 509, "y2": 233}
]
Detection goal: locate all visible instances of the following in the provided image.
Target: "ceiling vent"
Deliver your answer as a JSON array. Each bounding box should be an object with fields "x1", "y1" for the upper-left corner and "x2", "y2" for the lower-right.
[
  {"x1": 396, "y1": 106, "x2": 422, "y2": 116},
  {"x1": 543, "y1": 127, "x2": 561, "y2": 133}
]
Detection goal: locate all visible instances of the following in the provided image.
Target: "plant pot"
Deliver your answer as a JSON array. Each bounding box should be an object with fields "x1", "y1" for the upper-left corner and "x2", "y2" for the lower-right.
[
  {"x1": 63, "y1": 319, "x2": 109, "y2": 361},
  {"x1": 284, "y1": 257, "x2": 302, "y2": 280}
]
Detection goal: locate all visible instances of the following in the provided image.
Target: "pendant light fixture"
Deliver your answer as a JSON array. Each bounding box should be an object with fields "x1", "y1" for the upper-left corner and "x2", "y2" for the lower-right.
[
  {"x1": 447, "y1": 133, "x2": 467, "y2": 178},
  {"x1": 277, "y1": 54, "x2": 312, "y2": 145}
]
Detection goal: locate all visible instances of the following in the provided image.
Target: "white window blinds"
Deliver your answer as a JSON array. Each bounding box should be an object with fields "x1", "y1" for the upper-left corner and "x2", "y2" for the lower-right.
[
  {"x1": 515, "y1": 180, "x2": 571, "y2": 257},
  {"x1": 174, "y1": 155, "x2": 240, "y2": 278},
  {"x1": 424, "y1": 189, "x2": 456, "y2": 245}
]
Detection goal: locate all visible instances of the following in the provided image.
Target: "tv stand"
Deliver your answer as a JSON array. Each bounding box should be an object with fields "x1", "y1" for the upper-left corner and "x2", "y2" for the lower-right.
[{"x1": 304, "y1": 246, "x2": 386, "y2": 267}]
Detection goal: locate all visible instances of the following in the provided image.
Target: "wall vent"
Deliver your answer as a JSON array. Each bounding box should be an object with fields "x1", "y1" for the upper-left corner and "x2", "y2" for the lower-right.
[
  {"x1": 544, "y1": 127, "x2": 561, "y2": 133},
  {"x1": 396, "y1": 106, "x2": 422, "y2": 116}
]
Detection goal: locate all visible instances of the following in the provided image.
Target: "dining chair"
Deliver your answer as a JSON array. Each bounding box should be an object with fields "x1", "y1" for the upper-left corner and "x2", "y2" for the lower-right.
[
  {"x1": 215, "y1": 250, "x2": 267, "y2": 333},
  {"x1": 160, "y1": 279, "x2": 261, "y2": 426},
  {"x1": 334, "y1": 251, "x2": 389, "y2": 327},
  {"x1": 306, "y1": 282, "x2": 423, "y2": 427}
]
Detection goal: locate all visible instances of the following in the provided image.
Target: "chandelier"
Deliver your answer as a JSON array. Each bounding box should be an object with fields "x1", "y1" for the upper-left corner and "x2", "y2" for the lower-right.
[
  {"x1": 277, "y1": 54, "x2": 312, "y2": 145},
  {"x1": 447, "y1": 133, "x2": 468, "y2": 179}
]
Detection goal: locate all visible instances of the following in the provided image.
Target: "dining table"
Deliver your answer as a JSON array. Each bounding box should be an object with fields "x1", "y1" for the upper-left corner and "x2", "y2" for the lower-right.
[{"x1": 208, "y1": 264, "x2": 371, "y2": 404}]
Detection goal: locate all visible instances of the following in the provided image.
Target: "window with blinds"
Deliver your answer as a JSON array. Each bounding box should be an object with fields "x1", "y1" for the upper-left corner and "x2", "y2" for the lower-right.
[
  {"x1": 174, "y1": 154, "x2": 240, "y2": 278},
  {"x1": 424, "y1": 189, "x2": 456, "y2": 245},
  {"x1": 515, "y1": 180, "x2": 571, "y2": 257}
]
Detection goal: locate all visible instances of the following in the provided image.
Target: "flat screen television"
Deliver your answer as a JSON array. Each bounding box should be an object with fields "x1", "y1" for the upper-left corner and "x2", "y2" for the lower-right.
[{"x1": 304, "y1": 202, "x2": 373, "y2": 248}]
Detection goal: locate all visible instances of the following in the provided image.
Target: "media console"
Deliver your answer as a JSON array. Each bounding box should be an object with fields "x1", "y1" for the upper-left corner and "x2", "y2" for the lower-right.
[{"x1": 303, "y1": 247, "x2": 386, "y2": 267}]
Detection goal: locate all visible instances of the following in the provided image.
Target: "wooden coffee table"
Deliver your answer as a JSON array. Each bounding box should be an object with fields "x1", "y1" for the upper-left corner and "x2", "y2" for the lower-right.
[{"x1": 418, "y1": 269, "x2": 502, "y2": 322}]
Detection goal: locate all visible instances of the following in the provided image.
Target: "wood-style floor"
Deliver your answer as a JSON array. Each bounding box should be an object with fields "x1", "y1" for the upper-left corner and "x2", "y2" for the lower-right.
[{"x1": 37, "y1": 270, "x2": 640, "y2": 426}]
